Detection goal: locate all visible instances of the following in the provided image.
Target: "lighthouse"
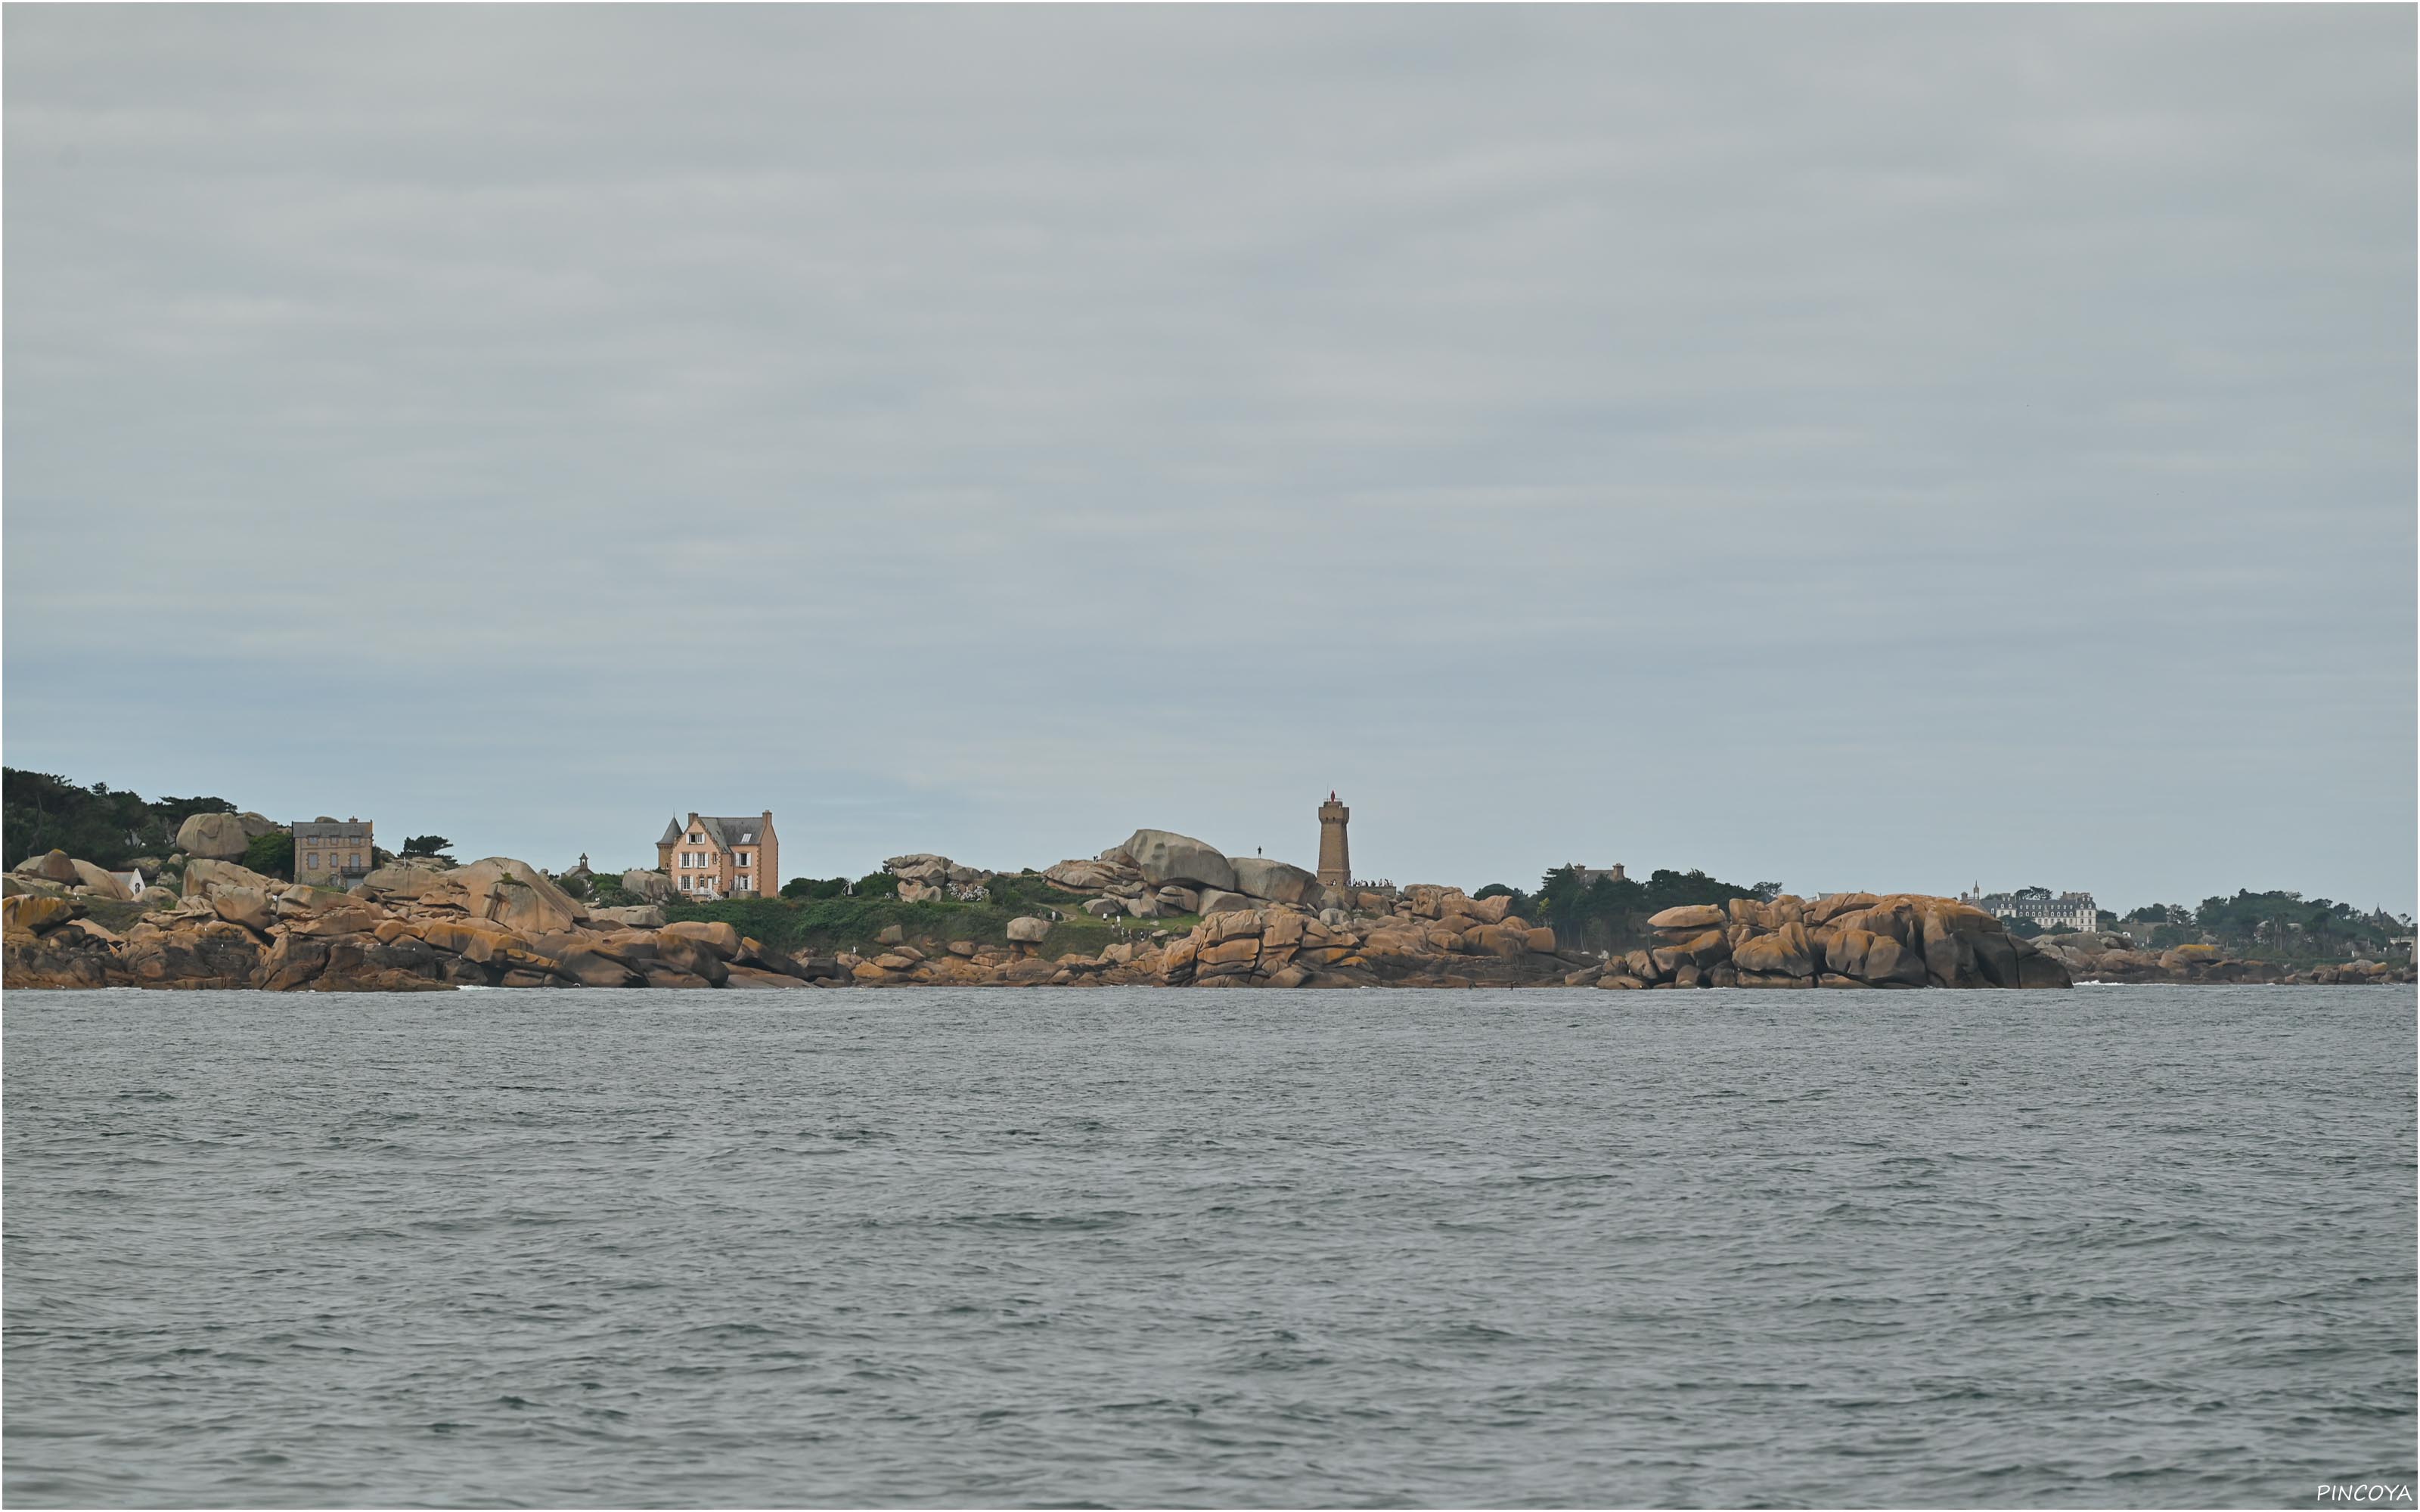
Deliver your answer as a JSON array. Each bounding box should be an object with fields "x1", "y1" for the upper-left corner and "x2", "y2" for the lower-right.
[{"x1": 1317, "y1": 792, "x2": 1351, "y2": 889}]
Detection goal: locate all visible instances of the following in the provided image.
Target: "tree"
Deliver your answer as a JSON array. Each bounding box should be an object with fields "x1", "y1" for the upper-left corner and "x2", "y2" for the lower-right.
[
  {"x1": 244, "y1": 830, "x2": 295, "y2": 881},
  {"x1": 401, "y1": 835, "x2": 453, "y2": 859},
  {"x1": 3, "y1": 768, "x2": 237, "y2": 868},
  {"x1": 853, "y1": 872, "x2": 901, "y2": 899},
  {"x1": 2015, "y1": 885, "x2": 2052, "y2": 900}
]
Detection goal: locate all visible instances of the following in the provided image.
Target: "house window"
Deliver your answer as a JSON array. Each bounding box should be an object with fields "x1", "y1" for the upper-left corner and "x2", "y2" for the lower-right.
[
  {"x1": 349, "y1": 854, "x2": 360, "y2": 869},
  {"x1": 306, "y1": 853, "x2": 319, "y2": 869}
]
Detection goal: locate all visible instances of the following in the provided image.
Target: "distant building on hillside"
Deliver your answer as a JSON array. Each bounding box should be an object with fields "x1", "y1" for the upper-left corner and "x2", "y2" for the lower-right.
[
  {"x1": 656, "y1": 811, "x2": 778, "y2": 899},
  {"x1": 295, "y1": 817, "x2": 374, "y2": 885},
  {"x1": 1962, "y1": 885, "x2": 2097, "y2": 933},
  {"x1": 1564, "y1": 863, "x2": 1628, "y2": 886}
]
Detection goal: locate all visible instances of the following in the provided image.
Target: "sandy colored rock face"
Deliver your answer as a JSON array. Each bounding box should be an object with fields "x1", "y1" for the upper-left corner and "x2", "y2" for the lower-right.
[
  {"x1": 1196, "y1": 889, "x2": 1252, "y2": 917},
  {"x1": 588, "y1": 904, "x2": 665, "y2": 928},
  {"x1": 1647, "y1": 903, "x2": 1726, "y2": 931},
  {"x1": 1230, "y1": 857, "x2": 1319, "y2": 907},
  {"x1": 4, "y1": 894, "x2": 81, "y2": 934},
  {"x1": 183, "y1": 857, "x2": 279, "y2": 898},
  {"x1": 659, "y1": 920, "x2": 741, "y2": 958},
  {"x1": 1006, "y1": 916, "x2": 1050, "y2": 943},
  {"x1": 210, "y1": 888, "x2": 277, "y2": 933},
  {"x1": 174, "y1": 813, "x2": 255, "y2": 861},
  {"x1": 361, "y1": 863, "x2": 451, "y2": 899},
  {"x1": 451, "y1": 858, "x2": 586, "y2": 935},
  {"x1": 67, "y1": 860, "x2": 132, "y2": 900}
]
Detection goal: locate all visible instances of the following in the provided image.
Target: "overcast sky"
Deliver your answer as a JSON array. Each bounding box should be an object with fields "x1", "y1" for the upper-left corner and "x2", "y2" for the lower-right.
[{"x1": 6, "y1": 6, "x2": 2412, "y2": 913}]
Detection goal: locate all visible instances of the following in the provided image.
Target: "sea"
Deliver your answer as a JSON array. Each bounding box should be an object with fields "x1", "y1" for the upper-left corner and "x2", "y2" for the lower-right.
[{"x1": 5, "y1": 984, "x2": 2412, "y2": 1508}]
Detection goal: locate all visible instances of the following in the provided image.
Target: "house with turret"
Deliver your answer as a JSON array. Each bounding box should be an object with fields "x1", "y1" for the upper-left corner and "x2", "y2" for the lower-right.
[{"x1": 656, "y1": 811, "x2": 778, "y2": 899}]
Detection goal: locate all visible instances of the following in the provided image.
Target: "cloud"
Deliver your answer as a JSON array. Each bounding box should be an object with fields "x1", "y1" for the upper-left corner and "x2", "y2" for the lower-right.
[{"x1": 5, "y1": 6, "x2": 2412, "y2": 910}]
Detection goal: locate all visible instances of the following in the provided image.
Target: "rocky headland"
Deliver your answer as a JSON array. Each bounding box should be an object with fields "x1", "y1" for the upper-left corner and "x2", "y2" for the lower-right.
[{"x1": 4, "y1": 826, "x2": 2404, "y2": 993}]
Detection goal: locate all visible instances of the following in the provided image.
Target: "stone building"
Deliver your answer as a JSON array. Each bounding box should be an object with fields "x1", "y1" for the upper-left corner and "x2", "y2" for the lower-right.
[
  {"x1": 1317, "y1": 792, "x2": 1351, "y2": 888},
  {"x1": 1565, "y1": 863, "x2": 1628, "y2": 885},
  {"x1": 1961, "y1": 885, "x2": 2098, "y2": 934},
  {"x1": 656, "y1": 811, "x2": 779, "y2": 899},
  {"x1": 294, "y1": 817, "x2": 374, "y2": 886}
]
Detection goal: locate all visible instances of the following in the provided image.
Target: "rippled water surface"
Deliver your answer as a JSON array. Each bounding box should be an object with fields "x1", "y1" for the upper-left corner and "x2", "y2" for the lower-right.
[{"x1": 5, "y1": 985, "x2": 2413, "y2": 1507}]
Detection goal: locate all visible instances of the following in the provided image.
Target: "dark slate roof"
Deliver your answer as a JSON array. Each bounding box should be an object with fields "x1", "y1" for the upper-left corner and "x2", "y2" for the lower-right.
[
  {"x1": 700, "y1": 816, "x2": 767, "y2": 848},
  {"x1": 662, "y1": 815, "x2": 771, "y2": 850}
]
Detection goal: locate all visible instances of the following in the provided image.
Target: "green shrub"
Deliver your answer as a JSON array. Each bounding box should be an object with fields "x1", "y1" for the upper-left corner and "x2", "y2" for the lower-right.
[
  {"x1": 659, "y1": 893, "x2": 1183, "y2": 959},
  {"x1": 242, "y1": 830, "x2": 294, "y2": 881}
]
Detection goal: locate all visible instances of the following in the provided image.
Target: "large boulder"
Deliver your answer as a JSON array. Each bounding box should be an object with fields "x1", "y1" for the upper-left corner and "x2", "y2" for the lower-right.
[
  {"x1": 69, "y1": 860, "x2": 132, "y2": 900},
  {"x1": 1006, "y1": 916, "x2": 1051, "y2": 943},
  {"x1": 1119, "y1": 830, "x2": 1236, "y2": 894},
  {"x1": 2, "y1": 894, "x2": 82, "y2": 935},
  {"x1": 1647, "y1": 903, "x2": 1727, "y2": 932},
  {"x1": 210, "y1": 887, "x2": 277, "y2": 933},
  {"x1": 453, "y1": 858, "x2": 586, "y2": 935},
  {"x1": 1733, "y1": 922, "x2": 1819, "y2": 978},
  {"x1": 182, "y1": 857, "x2": 279, "y2": 898},
  {"x1": 23, "y1": 850, "x2": 82, "y2": 885},
  {"x1": 360, "y1": 860, "x2": 451, "y2": 899},
  {"x1": 174, "y1": 813, "x2": 256, "y2": 861},
  {"x1": 589, "y1": 903, "x2": 666, "y2": 928},
  {"x1": 1044, "y1": 857, "x2": 1143, "y2": 894},
  {"x1": 886, "y1": 854, "x2": 953, "y2": 885},
  {"x1": 1230, "y1": 857, "x2": 1319, "y2": 907},
  {"x1": 659, "y1": 920, "x2": 741, "y2": 958},
  {"x1": 620, "y1": 869, "x2": 672, "y2": 903}
]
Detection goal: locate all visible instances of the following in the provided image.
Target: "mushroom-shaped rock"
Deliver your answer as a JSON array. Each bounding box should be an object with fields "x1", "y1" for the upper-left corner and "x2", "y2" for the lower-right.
[{"x1": 1119, "y1": 830, "x2": 1236, "y2": 894}]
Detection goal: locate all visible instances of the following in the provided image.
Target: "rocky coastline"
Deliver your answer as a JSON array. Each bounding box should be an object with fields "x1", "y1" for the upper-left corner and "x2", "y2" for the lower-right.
[{"x1": 4, "y1": 826, "x2": 2406, "y2": 993}]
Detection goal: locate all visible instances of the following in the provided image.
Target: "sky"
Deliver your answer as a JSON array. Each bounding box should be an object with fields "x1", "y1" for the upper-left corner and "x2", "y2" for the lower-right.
[{"x1": 5, "y1": 6, "x2": 2413, "y2": 915}]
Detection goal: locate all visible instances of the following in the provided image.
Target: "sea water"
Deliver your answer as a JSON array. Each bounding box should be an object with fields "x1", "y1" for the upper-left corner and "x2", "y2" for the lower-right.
[{"x1": 5, "y1": 984, "x2": 2412, "y2": 1507}]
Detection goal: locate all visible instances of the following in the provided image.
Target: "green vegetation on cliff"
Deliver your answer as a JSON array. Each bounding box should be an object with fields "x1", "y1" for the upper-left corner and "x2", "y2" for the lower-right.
[
  {"x1": 3, "y1": 769, "x2": 236, "y2": 869},
  {"x1": 1516, "y1": 866, "x2": 1777, "y2": 956},
  {"x1": 2116, "y1": 891, "x2": 2412, "y2": 963},
  {"x1": 663, "y1": 883, "x2": 1199, "y2": 959}
]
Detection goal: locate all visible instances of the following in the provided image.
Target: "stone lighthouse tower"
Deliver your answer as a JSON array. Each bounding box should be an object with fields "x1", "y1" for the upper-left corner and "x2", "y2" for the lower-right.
[{"x1": 1317, "y1": 792, "x2": 1351, "y2": 889}]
